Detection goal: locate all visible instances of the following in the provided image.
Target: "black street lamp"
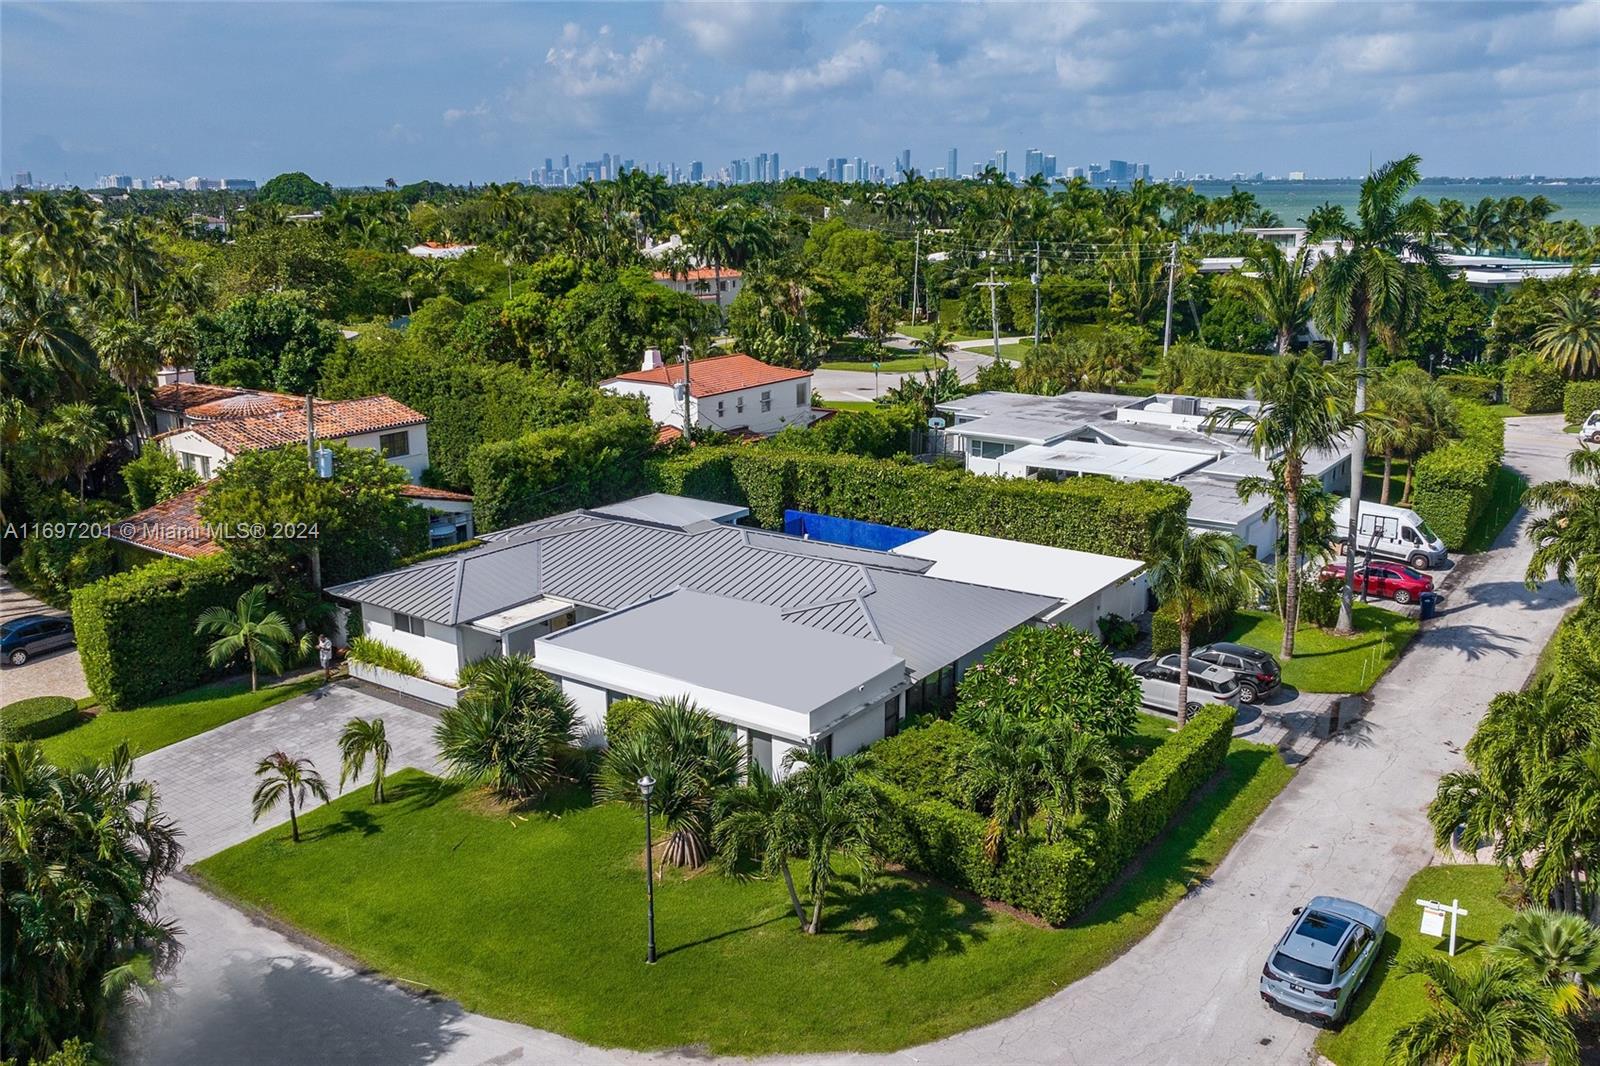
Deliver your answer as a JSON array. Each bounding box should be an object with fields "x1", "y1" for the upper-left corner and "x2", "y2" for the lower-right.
[{"x1": 639, "y1": 774, "x2": 657, "y2": 964}]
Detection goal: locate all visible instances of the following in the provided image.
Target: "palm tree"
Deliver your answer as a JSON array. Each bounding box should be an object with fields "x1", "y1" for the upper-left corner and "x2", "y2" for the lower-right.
[
  {"x1": 1532, "y1": 286, "x2": 1600, "y2": 380},
  {"x1": 1222, "y1": 245, "x2": 1315, "y2": 356},
  {"x1": 435, "y1": 654, "x2": 579, "y2": 802},
  {"x1": 958, "y1": 711, "x2": 1047, "y2": 862},
  {"x1": 595, "y1": 695, "x2": 743, "y2": 869},
  {"x1": 1145, "y1": 514, "x2": 1268, "y2": 725},
  {"x1": 193, "y1": 584, "x2": 294, "y2": 691},
  {"x1": 712, "y1": 763, "x2": 807, "y2": 926},
  {"x1": 338, "y1": 716, "x2": 392, "y2": 803},
  {"x1": 778, "y1": 747, "x2": 877, "y2": 935},
  {"x1": 1309, "y1": 153, "x2": 1438, "y2": 634},
  {"x1": 250, "y1": 751, "x2": 331, "y2": 844},
  {"x1": 97, "y1": 316, "x2": 161, "y2": 438},
  {"x1": 1386, "y1": 954, "x2": 1578, "y2": 1066},
  {"x1": 1495, "y1": 907, "x2": 1600, "y2": 1014},
  {"x1": 687, "y1": 207, "x2": 742, "y2": 327},
  {"x1": 915, "y1": 322, "x2": 957, "y2": 366},
  {"x1": 1526, "y1": 448, "x2": 1600, "y2": 601},
  {"x1": 47, "y1": 403, "x2": 109, "y2": 500},
  {"x1": 1208, "y1": 354, "x2": 1359, "y2": 657},
  {"x1": 1037, "y1": 724, "x2": 1127, "y2": 843}
]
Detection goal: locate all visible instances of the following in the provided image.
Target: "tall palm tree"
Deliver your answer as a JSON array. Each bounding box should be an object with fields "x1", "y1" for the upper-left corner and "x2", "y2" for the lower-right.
[
  {"x1": 1222, "y1": 245, "x2": 1315, "y2": 356},
  {"x1": 338, "y1": 716, "x2": 392, "y2": 803},
  {"x1": 250, "y1": 751, "x2": 331, "y2": 844},
  {"x1": 1145, "y1": 514, "x2": 1269, "y2": 725},
  {"x1": 1309, "y1": 153, "x2": 1438, "y2": 633},
  {"x1": 1495, "y1": 907, "x2": 1600, "y2": 1015},
  {"x1": 1386, "y1": 954, "x2": 1578, "y2": 1066},
  {"x1": 915, "y1": 321, "x2": 957, "y2": 366},
  {"x1": 1208, "y1": 354, "x2": 1359, "y2": 657},
  {"x1": 958, "y1": 711, "x2": 1047, "y2": 863},
  {"x1": 687, "y1": 207, "x2": 742, "y2": 327},
  {"x1": 97, "y1": 316, "x2": 161, "y2": 437},
  {"x1": 1526, "y1": 448, "x2": 1600, "y2": 601},
  {"x1": 1532, "y1": 286, "x2": 1600, "y2": 380},
  {"x1": 712, "y1": 763, "x2": 808, "y2": 926},
  {"x1": 778, "y1": 747, "x2": 877, "y2": 935},
  {"x1": 193, "y1": 584, "x2": 294, "y2": 692},
  {"x1": 1037, "y1": 724, "x2": 1126, "y2": 843},
  {"x1": 47, "y1": 402, "x2": 109, "y2": 500}
]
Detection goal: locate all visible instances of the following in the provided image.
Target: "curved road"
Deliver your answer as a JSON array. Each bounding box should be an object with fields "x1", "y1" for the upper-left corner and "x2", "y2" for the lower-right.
[{"x1": 120, "y1": 416, "x2": 1574, "y2": 1066}]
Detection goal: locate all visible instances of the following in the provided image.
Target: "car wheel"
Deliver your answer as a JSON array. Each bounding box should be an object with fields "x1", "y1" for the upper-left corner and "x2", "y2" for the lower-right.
[
  {"x1": 1409, "y1": 553, "x2": 1430, "y2": 570},
  {"x1": 7, "y1": 649, "x2": 26, "y2": 666},
  {"x1": 1394, "y1": 588, "x2": 1414, "y2": 605},
  {"x1": 1185, "y1": 702, "x2": 1202, "y2": 717},
  {"x1": 1238, "y1": 682, "x2": 1259, "y2": 705}
]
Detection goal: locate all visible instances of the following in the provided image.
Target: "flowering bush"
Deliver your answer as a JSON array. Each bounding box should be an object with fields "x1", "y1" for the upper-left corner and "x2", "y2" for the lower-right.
[{"x1": 954, "y1": 625, "x2": 1139, "y2": 738}]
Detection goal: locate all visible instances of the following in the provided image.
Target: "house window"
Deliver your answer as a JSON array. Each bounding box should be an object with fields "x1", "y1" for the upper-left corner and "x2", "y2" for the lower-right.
[
  {"x1": 968, "y1": 439, "x2": 1016, "y2": 460},
  {"x1": 198, "y1": 455, "x2": 211, "y2": 479},
  {"x1": 717, "y1": 400, "x2": 725, "y2": 418},
  {"x1": 760, "y1": 390, "x2": 772, "y2": 413},
  {"x1": 379, "y1": 430, "x2": 411, "y2": 458},
  {"x1": 736, "y1": 396, "x2": 745, "y2": 414},
  {"x1": 391, "y1": 611, "x2": 426, "y2": 636},
  {"x1": 883, "y1": 697, "x2": 901, "y2": 739},
  {"x1": 795, "y1": 382, "x2": 807, "y2": 407},
  {"x1": 817, "y1": 734, "x2": 834, "y2": 759}
]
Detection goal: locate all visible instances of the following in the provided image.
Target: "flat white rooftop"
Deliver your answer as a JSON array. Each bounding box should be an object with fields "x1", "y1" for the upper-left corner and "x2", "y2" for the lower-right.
[
  {"x1": 891, "y1": 530, "x2": 1144, "y2": 609},
  {"x1": 998, "y1": 440, "x2": 1212, "y2": 481}
]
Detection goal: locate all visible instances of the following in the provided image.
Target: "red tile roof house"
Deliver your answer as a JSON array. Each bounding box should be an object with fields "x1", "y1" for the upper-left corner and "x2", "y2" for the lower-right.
[
  {"x1": 601, "y1": 350, "x2": 818, "y2": 439},
  {"x1": 651, "y1": 265, "x2": 743, "y2": 306}
]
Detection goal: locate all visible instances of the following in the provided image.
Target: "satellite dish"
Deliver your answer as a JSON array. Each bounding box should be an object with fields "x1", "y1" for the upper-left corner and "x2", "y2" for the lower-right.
[{"x1": 927, "y1": 416, "x2": 947, "y2": 430}]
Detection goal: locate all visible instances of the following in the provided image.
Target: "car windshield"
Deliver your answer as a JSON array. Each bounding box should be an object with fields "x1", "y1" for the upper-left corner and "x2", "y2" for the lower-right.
[
  {"x1": 1399, "y1": 565, "x2": 1426, "y2": 581},
  {"x1": 1417, "y1": 521, "x2": 1439, "y2": 543},
  {"x1": 1271, "y1": 951, "x2": 1334, "y2": 986}
]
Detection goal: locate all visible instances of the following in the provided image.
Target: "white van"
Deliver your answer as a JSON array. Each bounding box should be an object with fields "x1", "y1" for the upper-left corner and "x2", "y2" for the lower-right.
[{"x1": 1331, "y1": 499, "x2": 1449, "y2": 570}]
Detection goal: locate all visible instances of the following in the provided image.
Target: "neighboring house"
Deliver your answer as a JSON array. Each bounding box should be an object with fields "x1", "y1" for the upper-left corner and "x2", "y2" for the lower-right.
[
  {"x1": 652, "y1": 265, "x2": 743, "y2": 306},
  {"x1": 326, "y1": 495, "x2": 1053, "y2": 775},
  {"x1": 602, "y1": 351, "x2": 817, "y2": 438},
  {"x1": 108, "y1": 483, "x2": 224, "y2": 564},
  {"x1": 408, "y1": 241, "x2": 477, "y2": 259}
]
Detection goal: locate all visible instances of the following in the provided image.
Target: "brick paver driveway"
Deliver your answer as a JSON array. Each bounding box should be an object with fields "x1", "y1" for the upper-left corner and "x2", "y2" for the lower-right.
[{"x1": 0, "y1": 572, "x2": 89, "y2": 702}]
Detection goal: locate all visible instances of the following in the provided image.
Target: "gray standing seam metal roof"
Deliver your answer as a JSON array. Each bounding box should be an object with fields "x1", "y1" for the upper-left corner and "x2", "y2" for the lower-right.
[{"x1": 327, "y1": 508, "x2": 1053, "y2": 679}]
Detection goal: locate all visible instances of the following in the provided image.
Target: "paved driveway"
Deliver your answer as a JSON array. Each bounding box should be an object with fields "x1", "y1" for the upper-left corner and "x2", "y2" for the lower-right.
[
  {"x1": 0, "y1": 572, "x2": 89, "y2": 702},
  {"x1": 813, "y1": 333, "x2": 1019, "y2": 402}
]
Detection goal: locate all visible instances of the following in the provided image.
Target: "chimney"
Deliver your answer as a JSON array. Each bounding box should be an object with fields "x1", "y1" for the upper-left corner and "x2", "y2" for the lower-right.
[{"x1": 642, "y1": 347, "x2": 663, "y2": 371}]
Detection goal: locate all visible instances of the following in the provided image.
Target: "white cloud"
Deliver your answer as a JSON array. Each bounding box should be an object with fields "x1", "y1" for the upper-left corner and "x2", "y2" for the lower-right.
[{"x1": 442, "y1": 102, "x2": 489, "y2": 125}]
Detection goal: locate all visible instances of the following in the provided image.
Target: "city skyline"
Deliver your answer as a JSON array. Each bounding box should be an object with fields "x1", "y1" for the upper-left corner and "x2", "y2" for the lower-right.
[{"x1": 4, "y1": 2, "x2": 1597, "y2": 187}]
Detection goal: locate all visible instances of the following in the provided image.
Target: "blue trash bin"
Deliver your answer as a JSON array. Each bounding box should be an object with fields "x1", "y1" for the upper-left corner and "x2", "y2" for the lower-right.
[{"x1": 1419, "y1": 591, "x2": 1438, "y2": 620}]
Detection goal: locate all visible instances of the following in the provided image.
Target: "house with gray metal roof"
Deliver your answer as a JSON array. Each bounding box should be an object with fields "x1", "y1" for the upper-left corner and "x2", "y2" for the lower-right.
[{"x1": 327, "y1": 495, "x2": 1054, "y2": 776}]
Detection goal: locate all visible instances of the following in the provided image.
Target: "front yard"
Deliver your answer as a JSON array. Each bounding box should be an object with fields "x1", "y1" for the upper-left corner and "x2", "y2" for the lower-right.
[
  {"x1": 195, "y1": 742, "x2": 1291, "y2": 1055},
  {"x1": 1223, "y1": 605, "x2": 1419, "y2": 694}
]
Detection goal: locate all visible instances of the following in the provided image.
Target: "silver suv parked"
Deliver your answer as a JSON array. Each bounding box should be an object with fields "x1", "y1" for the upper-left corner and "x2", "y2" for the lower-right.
[
  {"x1": 1260, "y1": 896, "x2": 1385, "y2": 1024},
  {"x1": 1130, "y1": 654, "x2": 1240, "y2": 717}
]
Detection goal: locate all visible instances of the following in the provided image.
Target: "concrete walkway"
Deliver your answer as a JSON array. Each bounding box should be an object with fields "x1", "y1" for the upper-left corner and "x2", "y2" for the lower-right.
[{"x1": 116, "y1": 417, "x2": 1576, "y2": 1066}]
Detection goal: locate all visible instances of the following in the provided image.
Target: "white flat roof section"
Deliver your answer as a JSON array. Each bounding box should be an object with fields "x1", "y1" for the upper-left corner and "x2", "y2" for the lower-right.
[
  {"x1": 998, "y1": 441, "x2": 1213, "y2": 481},
  {"x1": 591, "y1": 493, "x2": 749, "y2": 528},
  {"x1": 468, "y1": 596, "x2": 576, "y2": 635},
  {"x1": 891, "y1": 530, "x2": 1144, "y2": 610},
  {"x1": 1174, "y1": 475, "x2": 1272, "y2": 526}
]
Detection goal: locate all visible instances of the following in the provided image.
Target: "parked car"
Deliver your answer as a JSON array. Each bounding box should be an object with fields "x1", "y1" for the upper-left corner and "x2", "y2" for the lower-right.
[
  {"x1": 1191, "y1": 642, "x2": 1281, "y2": 705},
  {"x1": 0, "y1": 614, "x2": 75, "y2": 666},
  {"x1": 1582, "y1": 410, "x2": 1600, "y2": 443},
  {"x1": 1331, "y1": 499, "x2": 1449, "y2": 570},
  {"x1": 1131, "y1": 654, "x2": 1241, "y2": 717},
  {"x1": 1319, "y1": 561, "x2": 1434, "y2": 605},
  {"x1": 1260, "y1": 896, "x2": 1386, "y2": 1023}
]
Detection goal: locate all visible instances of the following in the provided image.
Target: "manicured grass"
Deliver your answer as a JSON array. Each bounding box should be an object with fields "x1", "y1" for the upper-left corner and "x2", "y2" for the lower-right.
[
  {"x1": 196, "y1": 743, "x2": 1291, "y2": 1055},
  {"x1": 819, "y1": 353, "x2": 946, "y2": 373},
  {"x1": 1318, "y1": 865, "x2": 1514, "y2": 1066},
  {"x1": 897, "y1": 321, "x2": 993, "y2": 343},
  {"x1": 36, "y1": 674, "x2": 323, "y2": 766},
  {"x1": 1461, "y1": 466, "x2": 1529, "y2": 553},
  {"x1": 1222, "y1": 605, "x2": 1419, "y2": 694},
  {"x1": 1482, "y1": 403, "x2": 1522, "y2": 419},
  {"x1": 816, "y1": 399, "x2": 878, "y2": 412}
]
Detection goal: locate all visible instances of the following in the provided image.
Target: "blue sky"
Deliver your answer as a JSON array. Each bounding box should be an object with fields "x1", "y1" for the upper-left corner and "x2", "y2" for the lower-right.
[{"x1": 4, "y1": 1, "x2": 1597, "y2": 186}]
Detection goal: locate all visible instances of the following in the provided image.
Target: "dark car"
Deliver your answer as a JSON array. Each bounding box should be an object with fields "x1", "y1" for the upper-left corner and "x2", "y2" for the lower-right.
[
  {"x1": 1, "y1": 614, "x2": 75, "y2": 666},
  {"x1": 1192, "y1": 642, "x2": 1282, "y2": 704},
  {"x1": 1321, "y1": 561, "x2": 1435, "y2": 605}
]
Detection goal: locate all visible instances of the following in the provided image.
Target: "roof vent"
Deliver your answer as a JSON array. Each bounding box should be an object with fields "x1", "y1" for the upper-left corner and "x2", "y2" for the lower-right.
[{"x1": 642, "y1": 347, "x2": 663, "y2": 371}]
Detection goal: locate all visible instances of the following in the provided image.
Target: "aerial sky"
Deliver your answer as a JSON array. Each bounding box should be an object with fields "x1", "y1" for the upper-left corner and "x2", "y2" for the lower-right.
[{"x1": 4, "y1": 1, "x2": 1597, "y2": 186}]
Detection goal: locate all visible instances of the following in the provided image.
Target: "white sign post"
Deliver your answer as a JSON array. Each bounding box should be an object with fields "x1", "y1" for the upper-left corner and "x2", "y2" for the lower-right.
[{"x1": 1415, "y1": 898, "x2": 1468, "y2": 956}]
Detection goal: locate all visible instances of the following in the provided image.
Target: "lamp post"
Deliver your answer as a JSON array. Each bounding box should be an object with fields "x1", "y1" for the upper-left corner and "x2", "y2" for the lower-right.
[{"x1": 639, "y1": 774, "x2": 657, "y2": 964}]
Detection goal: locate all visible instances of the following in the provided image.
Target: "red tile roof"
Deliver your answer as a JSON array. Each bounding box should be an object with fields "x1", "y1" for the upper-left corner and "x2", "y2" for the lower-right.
[
  {"x1": 157, "y1": 396, "x2": 426, "y2": 455},
  {"x1": 652, "y1": 267, "x2": 742, "y2": 283},
  {"x1": 603, "y1": 353, "x2": 809, "y2": 399},
  {"x1": 399, "y1": 484, "x2": 473, "y2": 502},
  {"x1": 185, "y1": 392, "x2": 303, "y2": 419},
  {"x1": 655, "y1": 425, "x2": 684, "y2": 446},
  {"x1": 150, "y1": 382, "x2": 248, "y2": 412},
  {"x1": 109, "y1": 484, "x2": 222, "y2": 560}
]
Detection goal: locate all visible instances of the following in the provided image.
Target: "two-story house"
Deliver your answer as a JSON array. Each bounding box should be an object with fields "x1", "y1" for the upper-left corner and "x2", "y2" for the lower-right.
[{"x1": 601, "y1": 351, "x2": 817, "y2": 440}]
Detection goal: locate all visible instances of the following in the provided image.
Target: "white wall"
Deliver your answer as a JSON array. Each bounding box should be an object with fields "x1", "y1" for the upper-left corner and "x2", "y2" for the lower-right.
[
  {"x1": 603, "y1": 378, "x2": 814, "y2": 438},
  {"x1": 336, "y1": 423, "x2": 429, "y2": 483},
  {"x1": 827, "y1": 707, "x2": 886, "y2": 760},
  {"x1": 158, "y1": 431, "x2": 229, "y2": 478},
  {"x1": 561, "y1": 679, "x2": 610, "y2": 748},
  {"x1": 363, "y1": 607, "x2": 462, "y2": 682}
]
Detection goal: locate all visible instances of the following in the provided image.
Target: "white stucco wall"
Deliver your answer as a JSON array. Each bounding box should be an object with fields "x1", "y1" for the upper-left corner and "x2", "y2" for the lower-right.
[
  {"x1": 158, "y1": 431, "x2": 230, "y2": 479},
  {"x1": 363, "y1": 607, "x2": 462, "y2": 682},
  {"x1": 602, "y1": 378, "x2": 813, "y2": 437},
  {"x1": 561, "y1": 679, "x2": 610, "y2": 748},
  {"x1": 826, "y1": 706, "x2": 886, "y2": 761},
  {"x1": 338, "y1": 423, "x2": 430, "y2": 483}
]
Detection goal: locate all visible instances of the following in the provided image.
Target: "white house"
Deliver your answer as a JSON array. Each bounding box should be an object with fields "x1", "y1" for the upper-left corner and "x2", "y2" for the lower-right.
[
  {"x1": 602, "y1": 351, "x2": 816, "y2": 439},
  {"x1": 327, "y1": 496, "x2": 1054, "y2": 776},
  {"x1": 652, "y1": 265, "x2": 743, "y2": 307}
]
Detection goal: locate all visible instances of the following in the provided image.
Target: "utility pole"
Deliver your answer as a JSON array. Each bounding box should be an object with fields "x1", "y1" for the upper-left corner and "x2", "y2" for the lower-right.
[
  {"x1": 680, "y1": 343, "x2": 693, "y2": 443},
  {"x1": 1032, "y1": 241, "x2": 1042, "y2": 351},
  {"x1": 304, "y1": 394, "x2": 322, "y2": 591},
  {"x1": 910, "y1": 229, "x2": 921, "y2": 324},
  {"x1": 974, "y1": 268, "x2": 1009, "y2": 362},
  {"x1": 1162, "y1": 239, "x2": 1178, "y2": 361}
]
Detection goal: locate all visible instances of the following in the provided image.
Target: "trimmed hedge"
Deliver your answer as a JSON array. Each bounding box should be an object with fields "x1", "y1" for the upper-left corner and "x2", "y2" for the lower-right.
[
  {"x1": 469, "y1": 411, "x2": 657, "y2": 531},
  {"x1": 1412, "y1": 398, "x2": 1507, "y2": 551},
  {"x1": 1563, "y1": 381, "x2": 1600, "y2": 425},
  {"x1": 1150, "y1": 598, "x2": 1235, "y2": 656},
  {"x1": 865, "y1": 717, "x2": 979, "y2": 806},
  {"x1": 346, "y1": 636, "x2": 421, "y2": 677},
  {"x1": 0, "y1": 695, "x2": 82, "y2": 741},
  {"x1": 1504, "y1": 356, "x2": 1565, "y2": 414},
  {"x1": 71, "y1": 555, "x2": 252, "y2": 711},
  {"x1": 1437, "y1": 374, "x2": 1501, "y2": 404},
  {"x1": 866, "y1": 705, "x2": 1236, "y2": 924},
  {"x1": 650, "y1": 448, "x2": 1189, "y2": 560},
  {"x1": 603, "y1": 698, "x2": 654, "y2": 746},
  {"x1": 1455, "y1": 399, "x2": 1507, "y2": 458}
]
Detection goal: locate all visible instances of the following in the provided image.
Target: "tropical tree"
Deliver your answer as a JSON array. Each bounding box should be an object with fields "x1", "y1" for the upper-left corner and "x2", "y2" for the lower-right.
[
  {"x1": 1386, "y1": 954, "x2": 1578, "y2": 1066},
  {"x1": 338, "y1": 716, "x2": 392, "y2": 804},
  {"x1": 96, "y1": 316, "x2": 161, "y2": 437},
  {"x1": 915, "y1": 321, "x2": 957, "y2": 365},
  {"x1": 1494, "y1": 907, "x2": 1600, "y2": 1014},
  {"x1": 712, "y1": 763, "x2": 807, "y2": 926},
  {"x1": 1369, "y1": 365, "x2": 1459, "y2": 505},
  {"x1": 1208, "y1": 354, "x2": 1359, "y2": 656},
  {"x1": 0, "y1": 743, "x2": 182, "y2": 1062},
  {"x1": 777, "y1": 747, "x2": 877, "y2": 934},
  {"x1": 1221, "y1": 244, "x2": 1315, "y2": 355},
  {"x1": 1526, "y1": 448, "x2": 1600, "y2": 601},
  {"x1": 193, "y1": 584, "x2": 294, "y2": 691},
  {"x1": 1532, "y1": 285, "x2": 1600, "y2": 380},
  {"x1": 44, "y1": 402, "x2": 109, "y2": 500},
  {"x1": 1145, "y1": 513, "x2": 1269, "y2": 724},
  {"x1": 958, "y1": 710, "x2": 1048, "y2": 862},
  {"x1": 1037, "y1": 725, "x2": 1126, "y2": 842},
  {"x1": 250, "y1": 751, "x2": 331, "y2": 844},
  {"x1": 434, "y1": 654, "x2": 579, "y2": 802},
  {"x1": 596, "y1": 695, "x2": 743, "y2": 869}
]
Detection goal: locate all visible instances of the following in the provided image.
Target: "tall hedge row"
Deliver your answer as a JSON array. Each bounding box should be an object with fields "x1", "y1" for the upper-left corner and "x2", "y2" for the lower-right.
[
  {"x1": 1563, "y1": 381, "x2": 1600, "y2": 425},
  {"x1": 71, "y1": 556, "x2": 251, "y2": 710},
  {"x1": 866, "y1": 705, "x2": 1236, "y2": 924},
  {"x1": 1436, "y1": 374, "x2": 1500, "y2": 404},
  {"x1": 1504, "y1": 356, "x2": 1565, "y2": 414},
  {"x1": 649, "y1": 447, "x2": 1189, "y2": 559},
  {"x1": 1411, "y1": 399, "x2": 1506, "y2": 550},
  {"x1": 468, "y1": 411, "x2": 657, "y2": 531}
]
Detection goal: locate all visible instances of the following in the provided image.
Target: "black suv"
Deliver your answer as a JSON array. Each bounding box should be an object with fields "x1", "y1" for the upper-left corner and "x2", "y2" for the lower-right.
[{"x1": 1191, "y1": 642, "x2": 1281, "y2": 704}]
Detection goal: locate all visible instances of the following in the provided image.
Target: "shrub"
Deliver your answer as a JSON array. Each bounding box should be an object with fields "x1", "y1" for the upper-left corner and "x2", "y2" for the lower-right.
[
  {"x1": 71, "y1": 555, "x2": 251, "y2": 710},
  {"x1": 121, "y1": 447, "x2": 200, "y2": 511},
  {"x1": 1150, "y1": 597, "x2": 1234, "y2": 656},
  {"x1": 1437, "y1": 374, "x2": 1500, "y2": 404},
  {"x1": 863, "y1": 718, "x2": 980, "y2": 806},
  {"x1": 1097, "y1": 613, "x2": 1140, "y2": 651},
  {"x1": 0, "y1": 695, "x2": 82, "y2": 741},
  {"x1": 1455, "y1": 399, "x2": 1507, "y2": 458},
  {"x1": 469, "y1": 411, "x2": 657, "y2": 531},
  {"x1": 346, "y1": 636, "x2": 421, "y2": 677},
  {"x1": 1563, "y1": 380, "x2": 1600, "y2": 425},
  {"x1": 936, "y1": 298, "x2": 965, "y2": 331},
  {"x1": 1107, "y1": 704, "x2": 1235, "y2": 860},
  {"x1": 955, "y1": 626, "x2": 1140, "y2": 737},
  {"x1": 767, "y1": 406, "x2": 918, "y2": 459},
  {"x1": 603, "y1": 697, "x2": 654, "y2": 745},
  {"x1": 649, "y1": 447, "x2": 1189, "y2": 560},
  {"x1": 1412, "y1": 441, "x2": 1500, "y2": 549},
  {"x1": 1297, "y1": 573, "x2": 1343, "y2": 629},
  {"x1": 1503, "y1": 355, "x2": 1565, "y2": 414}
]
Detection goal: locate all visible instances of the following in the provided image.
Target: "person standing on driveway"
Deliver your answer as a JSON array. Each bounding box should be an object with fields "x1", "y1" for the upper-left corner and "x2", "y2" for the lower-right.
[{"x1": 317, "y1": 634, "x2": 334, "y2": 683}]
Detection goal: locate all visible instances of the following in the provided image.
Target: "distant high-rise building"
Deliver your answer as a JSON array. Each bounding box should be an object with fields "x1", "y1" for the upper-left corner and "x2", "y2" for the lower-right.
[
  {"x1": 1087, "y1": 163, "x2": 1105, "y2": 185},
  {"x1": 1135, "y1": 163, "x2": 1150, "y2": 182},
  {"x1": 12, "y1": 171, "x2": 32, "y2": 189},
  {"x1": 947, "y1": 148, "x2": 958, "y2": 180},
  {"x1": 1023, "y1": 148, "x2": 1043, "y2": 180},
  {"x1": 220, "y1": 178, "x2": 255, "y2": 190},
  {"x1": 842, "y1": 161, "x2": 857, "y2": 183},
  {"x1": 854, "y1": 156, "x2": 865, "y2": 183},
  {"x1": 1288, "y1": 170, "x2": 1306, "y2": 181},
  {"x1": 1107, "y1": 159, "x2": 1131, "y2": 183},
  {"x1": 897, "y1": 148, "x2": 911, "y2": 177},
  {"x1": 1044, "y1": 154, "x2": 1057, "y2": 180},
  {"x1": 994, "y1": 149, "x2": 1008, "y2": 177},
  {"x1": 802, "y1": 166, "x2": 819, "y2": 181},
  {"x1": 771, "y1": 152, "x2": 779, "y2": 181},
  {"x1": 690, "y1": 160, "x2": 704, "y2": 183},
  {"x1": 1066, "y1": 165, "x2": 1085, "y2": 179}
]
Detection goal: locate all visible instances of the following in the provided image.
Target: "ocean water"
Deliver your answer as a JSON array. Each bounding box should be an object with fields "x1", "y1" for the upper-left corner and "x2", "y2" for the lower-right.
[{"x1": 1185, "y1": 180, "x2": 1600, "y2": 227}]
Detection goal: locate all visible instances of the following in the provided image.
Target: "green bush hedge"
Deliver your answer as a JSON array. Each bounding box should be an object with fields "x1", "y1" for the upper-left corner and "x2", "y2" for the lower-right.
[
  {"x1": 346, "y1": 636, "x2": 421, "y2": 677},
  {"x1": 603, "y1": 698, "x2": 654, "y2": 745},
  {"x1": 1455, "y1": 399, "x2": 1507, "y2": 458},
  {"x1": 649, "y1": 448, "x2": 1189, "y2": 560},
  {"x1": 0, "y1": 695, "x2": 82, "y2": 741},
  {"x1": 71, "y1": 556, "x2": 252, "y2": 711},
  {"x1": 1437, "y1": 374, "x2": 1501, "y2": 403},
  {"x1": 1504, "y1": 356, "x2": 1565, "y2": 414},
  {"x1": 865, "y1": 705, "x2": 1235, "y2": 924},
  {"x1": 1563, "y1": 381, "x2": 1600, "y2": 425},
  {"x1": 469, "y1": 411, "x2": 657, "y2": 531},
  {"x1": 1150, "y1": 597, "x2": 1235, "y2": 656},
  {"x1": 1412, "y1": 441, "x2": 1500, "y2": 550},
  {"x1": 863, "y1": 717, "x2": 979, "y2": 806}
]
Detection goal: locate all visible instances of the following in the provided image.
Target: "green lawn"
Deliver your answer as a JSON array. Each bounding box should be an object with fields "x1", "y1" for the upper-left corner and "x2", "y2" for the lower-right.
[
  {"x1": 1482, "y1": 403, "x2": 1523, "y2": 419},
  {"x1": 819, "y1": 353, "x2": 947, "y2": 373},
  {"x1": 1222, "y1": 605, "x2": 1419, "y2": 693},
  {"x1": 1318, "y1": 865, "x2": 1514, "y2": 1066},
  {"x1": 37, "y1": 674, "x2": 323, "y2": 766},
  {"x1": 816, "y1": 399, "x2": 878, "y2": 412},
  {"x1": 196, "y1": 743, "x2": 1291, "y2": 1055},
  {"x1": 1461, "y1": 466, "x2": 1529, "y2": 553},
  {"x1": 897, "y1": 321, "x2": 994, "y2": 343}
]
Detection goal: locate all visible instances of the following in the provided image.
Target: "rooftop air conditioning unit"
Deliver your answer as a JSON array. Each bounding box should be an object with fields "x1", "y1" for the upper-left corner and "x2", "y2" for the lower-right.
[{"x1": 1171, "y1": 396, "x2": 1199, "y2": 416}]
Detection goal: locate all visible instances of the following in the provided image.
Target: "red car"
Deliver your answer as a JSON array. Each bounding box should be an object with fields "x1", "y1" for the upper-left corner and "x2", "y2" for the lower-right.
[{"x1": 1320, "y1": 561, "x2": 1435, "y2": 605}]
